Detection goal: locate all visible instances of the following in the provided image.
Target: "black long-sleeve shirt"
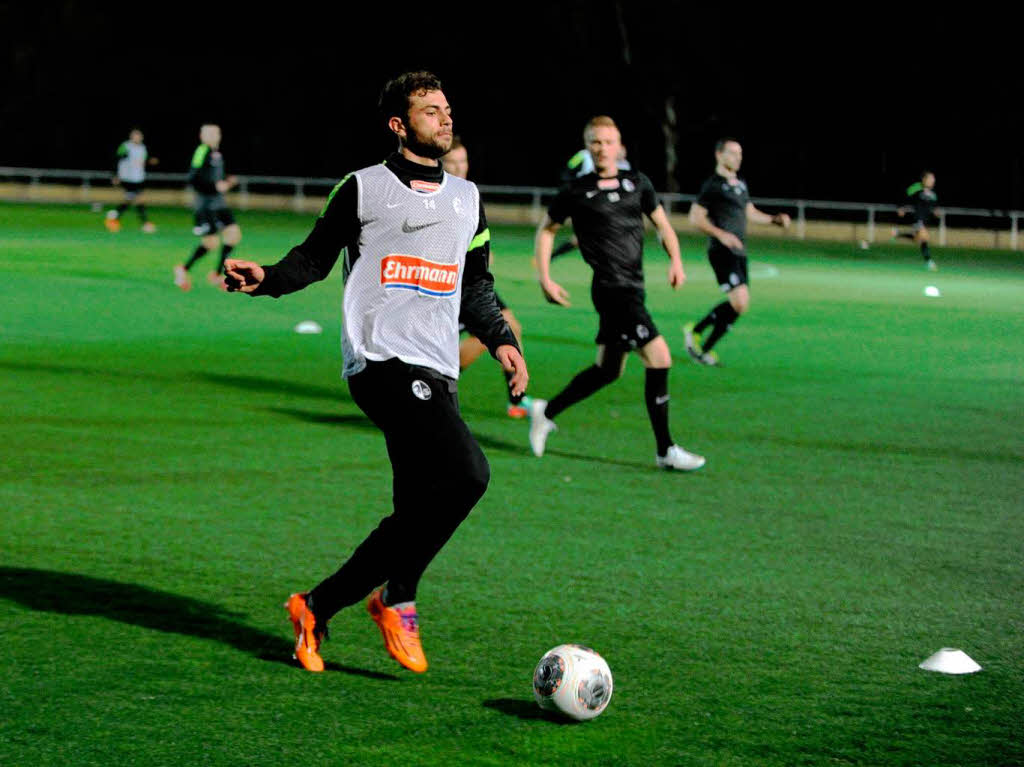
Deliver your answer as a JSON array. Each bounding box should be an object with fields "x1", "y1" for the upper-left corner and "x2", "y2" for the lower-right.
[
  {"x1": 187, "y1": 144, "x2": 225, "y2": 197},
  {"x1": 255, "y1": 152, "x2": 518, "y2": 358}
]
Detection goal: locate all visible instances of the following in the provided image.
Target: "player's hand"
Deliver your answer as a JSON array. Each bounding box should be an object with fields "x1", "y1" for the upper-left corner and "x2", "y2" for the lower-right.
[
  {"x1": 668, "y1": 261, "x2": 686, "y2": 289},
  {"x1": 495, "y1": 345, "x2": 528, "y2": 397},
  {"x1": 111, "y1": 177, "x2": 120, "y2": 186},
  {"x1": 540, "y1": 279, "x2": 571, "y2": 307},
  {"x1": 897, "y1": 209, "x2": 905, "y2": 218},
  {"x1": 223, "y1": 259, "x2": 264, "y2": 293},
  {"x1": 773, "y1": 213, "x2": 791, "y2": 228},
  {"x1": 717, "y1": 232, "x2": 744, "y2": 253}
]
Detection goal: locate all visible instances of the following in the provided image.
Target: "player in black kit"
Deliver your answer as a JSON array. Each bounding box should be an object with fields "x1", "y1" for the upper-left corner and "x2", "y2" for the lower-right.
[
  {"x1": 174, "y1": 124, "x2": 241, "y2": 291},
  {"x1": 529, "y1": 116, "x2": 705, "y2": 472},
  {"x1": 895, "y1": 171, "x2": 940, "y2": 271},
  {"x1": 684, "y1": 138, "x2": 790, "y2": 366}
]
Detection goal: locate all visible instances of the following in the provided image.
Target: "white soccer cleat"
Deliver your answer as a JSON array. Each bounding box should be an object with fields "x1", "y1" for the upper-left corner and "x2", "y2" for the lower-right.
[
  {"x1": 656, "y1": 444, "x2": 706, "y2": 472},
  {"x1": 693, "y1": 350, "x2": 721, "y2": 367},
  {"x1": 174, "y1": 264, "x2": 192, "y2": 292},
  {"x1": 528, "y1": 398, "x2": 557, "y2": 457}
]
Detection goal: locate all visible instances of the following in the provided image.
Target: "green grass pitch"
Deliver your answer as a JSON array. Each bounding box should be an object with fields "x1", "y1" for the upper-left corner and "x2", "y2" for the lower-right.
[{"x1": 1, "y1": 202, "x2": 1022, "y2": 766}]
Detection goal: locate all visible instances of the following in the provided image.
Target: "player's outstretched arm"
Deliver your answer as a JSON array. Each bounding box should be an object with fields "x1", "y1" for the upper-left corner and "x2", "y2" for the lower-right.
[
  {"x1": 223, "y1": 259, "x2": 265, "y2": 293},
  {"x1": 746, "y1": 203, "x2": 790, "y2": 228},
  {"x1": 648, "y1": 205, "x2": 685, "y2": 289},
  {"x1": 535, "y1": 215, "x2": 570, "y2": 306}
]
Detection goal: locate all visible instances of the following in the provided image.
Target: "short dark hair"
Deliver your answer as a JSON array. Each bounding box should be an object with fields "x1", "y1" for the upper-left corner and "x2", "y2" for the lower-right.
[
  {"x1": 921, "y1": 169, "x2": 935, "y2": 179},
  {"x1": 379, "y1": 71, "x2": 444, "y2": 127},
  {"x1": 715, "y1": 137, "x2": 740, "y2": 153}
]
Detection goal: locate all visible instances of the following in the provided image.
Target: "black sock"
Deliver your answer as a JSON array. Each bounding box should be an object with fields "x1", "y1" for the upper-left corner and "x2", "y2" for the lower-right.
[
  {"x1": 184, "y1": 245, "x2": 208, "y2": 271},
  {"x1": 382, "y1": 583, "x2": 411, "y2": 606},
  {"x1": 115, "y1": 203, "x2": 129, "y2": 216},
  {"x1": 546, "y1": 364, "x2": 617, "y2": 420},
  {"x1": 702, "y1": 301, "x2": 739, "y2": 353},
  {"x1": 218, "y1": 244, "x2": 235, "y2": 274},
  {"x1": 551, "y1": 240, "x2": 577, "y2": 259},
  {"x1": 921, "y1": 242, "x2": 932, "y2": 261},
  {"x1": 505, "y1": 370, "x2": 524, "y2": 405},
  {"x1": 136, "y1": 204, "x2": 148, "y2": 223},
  {"x1": 694, "y1": 305, "x2": 717, "y2": 334},
  {"x1": 644, "y1": 368, "x2": 673, "y2": 456}
]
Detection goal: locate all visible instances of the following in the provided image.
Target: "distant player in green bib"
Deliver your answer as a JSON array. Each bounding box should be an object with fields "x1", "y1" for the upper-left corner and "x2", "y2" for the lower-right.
[
  {"x1": 174, "y1": 124, "x2": 241, "y2": 291},
  {"x1": 895, "y1": 171, "x2": 941, "y2": 271}
]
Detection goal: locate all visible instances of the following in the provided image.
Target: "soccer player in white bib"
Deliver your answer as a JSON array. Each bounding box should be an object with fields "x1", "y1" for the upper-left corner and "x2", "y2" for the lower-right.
[
  {"x1": 105, "y1": 128, "x2": 158, "y2": 233},
  {"x1": 223, "y1": 72, "x2": 527, "y2": 674}
]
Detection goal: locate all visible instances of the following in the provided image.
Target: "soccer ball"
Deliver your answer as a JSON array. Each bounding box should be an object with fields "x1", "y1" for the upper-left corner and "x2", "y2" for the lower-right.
[{"x1": 532, "y1": 644, "x2": 613, "y2": 721}]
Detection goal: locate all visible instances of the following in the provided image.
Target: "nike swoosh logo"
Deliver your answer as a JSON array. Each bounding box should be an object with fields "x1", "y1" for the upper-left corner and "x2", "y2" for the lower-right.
[
  {"x1": 655, "y1": 395, "x2": 670, "y2": 405},
  {"x1": 402, "y1": 219, "x2": 441, "y2": 233},
  {"x1": 586, "y1": 190, "x2": 599, "y2": 198}
]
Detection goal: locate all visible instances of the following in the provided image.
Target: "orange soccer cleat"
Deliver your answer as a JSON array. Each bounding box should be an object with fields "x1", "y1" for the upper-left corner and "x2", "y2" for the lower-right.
[
  {"x1": 104, "y1": 216, "x2": 122, "y2": 233},
  {"x1": 366, "y1": 588, "x2": 427, "y2": 673},
  {"x1": 284, "y1": 592, "x2": 325, "y2": 672},
  {"x1": 506, "y1": 403, "x2": 528, "y2": 419}
]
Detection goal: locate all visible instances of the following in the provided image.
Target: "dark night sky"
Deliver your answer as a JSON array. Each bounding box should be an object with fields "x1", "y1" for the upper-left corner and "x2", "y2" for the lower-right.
[{"x1": 3, "y1": 1, "x2": 1021, "y2": 208}]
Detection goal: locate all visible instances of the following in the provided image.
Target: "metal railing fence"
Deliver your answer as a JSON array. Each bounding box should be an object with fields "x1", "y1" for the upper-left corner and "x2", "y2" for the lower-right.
[{"x1": 2, "y1": 166, "x2": 1021, "y2": 250}]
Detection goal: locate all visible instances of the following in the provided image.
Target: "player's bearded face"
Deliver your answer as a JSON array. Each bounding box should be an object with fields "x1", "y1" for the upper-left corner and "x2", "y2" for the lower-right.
[{"x1": 403, "y1": 90, "x2": 454, "y2": 160}]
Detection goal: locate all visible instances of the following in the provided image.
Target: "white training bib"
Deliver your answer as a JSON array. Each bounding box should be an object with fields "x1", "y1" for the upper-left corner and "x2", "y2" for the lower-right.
[{"x1": 340, "y1": 163, "x2": 479, "y2": 380}]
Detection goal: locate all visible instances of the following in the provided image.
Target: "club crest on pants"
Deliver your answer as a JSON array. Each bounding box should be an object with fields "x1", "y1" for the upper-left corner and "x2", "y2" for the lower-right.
[{"x1": 411, "y1": 380, "x2": 432, "y2": 401}]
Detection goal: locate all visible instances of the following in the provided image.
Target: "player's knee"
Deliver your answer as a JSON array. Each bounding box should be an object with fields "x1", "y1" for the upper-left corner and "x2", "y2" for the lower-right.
[
  {"x1": 201, "y1": 235, "x2": 220, "y2": 250},
  {"x1": 595, "y1": 362, "x2": 622, "y2": 384},
  {"x1": 457, "y1": 449, "x2": 490, "y2": 511},
  {"x1": 730, "y1": 290, "x2": 750, "y2": 315},
  {"x1": 224, "y1": 226, "x2": 242, "y2": 246}
]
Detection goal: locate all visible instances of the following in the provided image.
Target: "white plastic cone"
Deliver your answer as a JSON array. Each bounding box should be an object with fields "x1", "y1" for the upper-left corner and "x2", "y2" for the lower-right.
[
  {"x1": 919, "y1": 648, "x2": 981, "y2": 674},
  {"x1": 294, "y1": 321, "x2": 323, "y2": 334},
  {"x1": 924, "y1": 285, "x2": 941, "y2": 297}
]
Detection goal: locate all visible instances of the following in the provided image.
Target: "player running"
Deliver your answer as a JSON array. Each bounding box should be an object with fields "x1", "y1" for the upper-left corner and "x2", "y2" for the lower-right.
[
  {"x1": 105, "y1": 128, "x2": 158, "y2": 233},
  {"x1": 529, "y1": 116, "x2": 704, "y2": 472},
  {"x1": 442, "y1": 136, "x2": 529, "y2": 418},
  {"x1": 684, "y1": 138, "x2": 790, "y2": 366},
  {"x1": 223, "y1": 71, "x2": 527, "y2": 674},
  {"x1": 173, "y1": 124, "x2": 241, "y2": 291},
  {"x1": 549, "y1": 145, "x2": 632, "y2": 261},
  {"x1": 895, "y1": 170, "x2": 940, "y2": 271}
]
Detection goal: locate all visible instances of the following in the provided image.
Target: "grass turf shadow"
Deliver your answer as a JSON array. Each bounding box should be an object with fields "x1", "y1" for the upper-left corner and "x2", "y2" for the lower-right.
[
  {"x1": 483, "y1": 698, "x2": 575, "y2": 724},
  {"x1": 0, "y1": 567, "x2": 397, "y2": 680}
]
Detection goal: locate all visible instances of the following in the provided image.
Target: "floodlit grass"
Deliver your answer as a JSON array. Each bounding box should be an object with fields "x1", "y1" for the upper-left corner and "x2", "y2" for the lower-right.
[{"x1": 1, "y1": 202, "x2": 1022, "y2": 766}]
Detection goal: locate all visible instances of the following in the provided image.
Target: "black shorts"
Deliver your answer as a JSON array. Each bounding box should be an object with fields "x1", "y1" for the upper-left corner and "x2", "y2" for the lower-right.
[
  {"x1": 708, "y1": 245, "x2": 749, "y2": 292},
  {"x1": 120, "y1": 180, "x2": 144, "y2": 198},
  {"x1": 193, "y1": 200, "x2": 236, "y2": 236},
  {"x1": 592, "y1": 284, "x2": 659, "y2": 350}
]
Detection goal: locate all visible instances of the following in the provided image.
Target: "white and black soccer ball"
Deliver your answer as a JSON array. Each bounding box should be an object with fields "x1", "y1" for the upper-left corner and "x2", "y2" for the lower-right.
[{"x1": 532, "y1": 644, "x2": 613, "y2": 721}]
